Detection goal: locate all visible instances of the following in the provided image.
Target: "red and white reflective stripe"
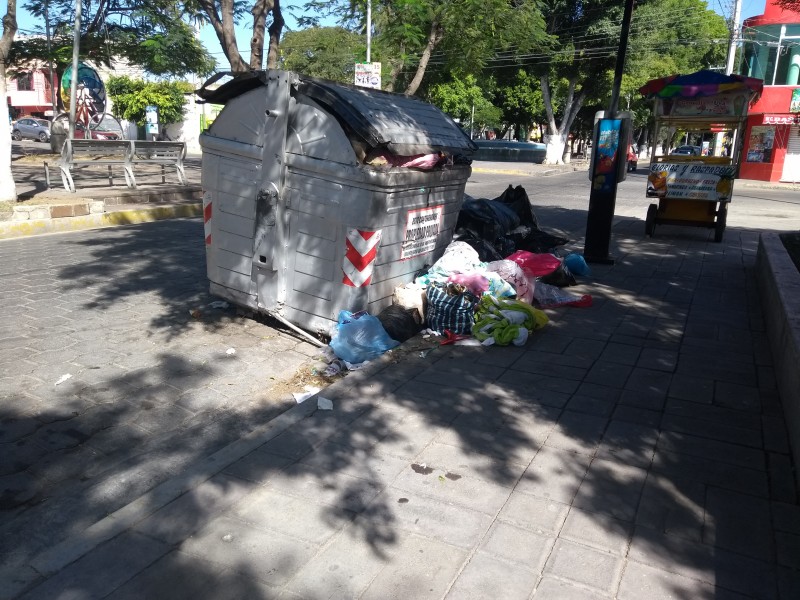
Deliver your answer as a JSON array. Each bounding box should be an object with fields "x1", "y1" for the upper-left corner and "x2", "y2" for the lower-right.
[
  {"x1": 202, "y1": 193, "x2": 212, "y2": 246},
  {"x1": 342, "y1": 229, "x2": 382, "y2": 287}
]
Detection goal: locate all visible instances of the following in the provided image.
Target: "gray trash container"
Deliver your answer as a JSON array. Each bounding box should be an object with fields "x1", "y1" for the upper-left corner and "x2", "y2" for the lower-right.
[{"x1": 197, "y1": 70, "x2": 476, "y2": 334}]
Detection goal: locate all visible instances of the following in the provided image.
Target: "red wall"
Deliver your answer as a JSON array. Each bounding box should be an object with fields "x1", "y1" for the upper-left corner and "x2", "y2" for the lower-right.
[
  {"x1": 739, "y1": 114, "x2": 791, "y2": 182},
  {"x1": 750, "y1": 87, "x2": 800, "y2": 114}
]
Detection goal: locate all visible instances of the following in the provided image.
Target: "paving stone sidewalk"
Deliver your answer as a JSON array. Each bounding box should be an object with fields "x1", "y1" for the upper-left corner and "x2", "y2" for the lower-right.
[{"x1": 7, "y1": 214, "x2": 799, "y2": 599}]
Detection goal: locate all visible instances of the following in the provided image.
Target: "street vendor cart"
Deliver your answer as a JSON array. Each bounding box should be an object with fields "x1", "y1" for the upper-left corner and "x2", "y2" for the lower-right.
[{"x1": 639, "y1": 70, "x2": 763, "y2": 242}]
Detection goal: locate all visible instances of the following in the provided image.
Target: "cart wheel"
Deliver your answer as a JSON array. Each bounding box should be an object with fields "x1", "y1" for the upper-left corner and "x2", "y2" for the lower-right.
[
  {"x1": 645, "y1": 204, "x2": 658, "y2": 237},
  {"x1": 714, "y1": 203, "x2": 728, "y2": 243}
]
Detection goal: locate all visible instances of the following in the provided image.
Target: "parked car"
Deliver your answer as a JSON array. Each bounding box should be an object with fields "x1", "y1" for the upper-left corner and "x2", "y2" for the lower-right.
[
  {"x1": 671, "y1": 145, "x2": 702, "y2": 156},
  {"x1": 627, "y1": 145, "x2": 638, "y2": 171},
  {"x1": 73, "y1": 122, "x2": 121, "y2": 140},
  {"x1": 11, "y1": 117, "x2": 51, "y2": 142}
]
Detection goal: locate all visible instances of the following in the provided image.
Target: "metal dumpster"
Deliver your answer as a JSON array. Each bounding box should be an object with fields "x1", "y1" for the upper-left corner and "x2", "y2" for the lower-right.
[{"x1": 197, "y1": 70, "x2": 476, "y2": 334}]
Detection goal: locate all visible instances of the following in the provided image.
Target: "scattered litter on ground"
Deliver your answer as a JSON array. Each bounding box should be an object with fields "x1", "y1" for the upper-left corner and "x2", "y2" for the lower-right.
[
  {"x1": 54, "y1": 374, "x2": 72, "y2": 386},
  {"x1": 317, "y1": 396, "x2": 333, "y2": 410},
  {"x1": 225, "y1": 348, "x2": 236, "y2": 355},
  {"x1": 209, "y1": 300, "x2": 230, "y2": 309},
  {"x1": 292, "y1": 385, "x2": 321, "y2": 404},
  {"x1": 189, "y1": 308, "x2": 202, "y2": 319},
  {"x1": 411, "y1": 463, "x2": 433, "y2": 475}
]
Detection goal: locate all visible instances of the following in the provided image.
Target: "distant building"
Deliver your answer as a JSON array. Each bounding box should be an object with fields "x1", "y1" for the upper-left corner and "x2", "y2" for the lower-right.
[
  {"x1": 6, "y1": 62, "x2": 57, "y2": 119},
  {"x1": 738, "y1": 0, "x2": 800, "y2": 182}
]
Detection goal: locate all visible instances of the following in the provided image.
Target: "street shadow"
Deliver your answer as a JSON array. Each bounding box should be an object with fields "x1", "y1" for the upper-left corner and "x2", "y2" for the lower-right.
[{"x1": 2, "y1": 203, "x2": 797, "y2": 598}]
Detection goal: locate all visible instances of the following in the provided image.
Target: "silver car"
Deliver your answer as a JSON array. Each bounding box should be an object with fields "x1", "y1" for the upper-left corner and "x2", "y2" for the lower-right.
[{"x1": 11, "y1": 117, "x2": 51, "y2": 142}]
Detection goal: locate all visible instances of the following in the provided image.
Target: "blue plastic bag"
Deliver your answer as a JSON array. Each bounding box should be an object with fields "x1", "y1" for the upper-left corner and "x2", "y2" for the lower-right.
[
  {"x1": 329, "y1": 311, "x2": 400, "y2": 364},
  {"x1": 564, "y1": 253, "x2": 591, "y2": 277}
]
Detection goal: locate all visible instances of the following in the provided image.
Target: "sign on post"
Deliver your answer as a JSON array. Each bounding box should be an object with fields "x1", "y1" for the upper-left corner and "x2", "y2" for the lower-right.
[
  {"x1": 145, "y1": 105, "x2": 159, "y2": 137},
  {"x1": 355, "y1": 63, "x2": 382, "y2": 89}
]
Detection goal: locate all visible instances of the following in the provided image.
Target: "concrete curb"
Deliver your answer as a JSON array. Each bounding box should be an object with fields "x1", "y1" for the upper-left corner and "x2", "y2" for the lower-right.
[
  {"x1": 756, "y1": 233, "x2": 800, "y2": 488},
  {"x1": 472, "y1": 164, "x2": 589, "y2": 177},
  {"x1": 0, "y1": 204, "x2": 203, "y2": 240}
]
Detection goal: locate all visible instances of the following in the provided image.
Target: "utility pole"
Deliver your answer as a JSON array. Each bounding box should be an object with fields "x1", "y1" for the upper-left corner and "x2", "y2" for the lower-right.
[
  {"x1": 68, "y1": 0, "x2": 81, "y2": 140},
  {"x1": 366, "y1": 0, "x2": 372, "y2": 63},
  {"x1": 726, "y1": 0, "x2": 742, "y2": 75},
  {"x1": 44, "y1": 0, "x2": 57, "y2": 117}
]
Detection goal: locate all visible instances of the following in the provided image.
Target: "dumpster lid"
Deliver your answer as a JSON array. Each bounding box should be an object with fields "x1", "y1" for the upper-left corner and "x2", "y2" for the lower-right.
[{"x1": 197, "y1": 71, "x2": 477, "y2": 156}]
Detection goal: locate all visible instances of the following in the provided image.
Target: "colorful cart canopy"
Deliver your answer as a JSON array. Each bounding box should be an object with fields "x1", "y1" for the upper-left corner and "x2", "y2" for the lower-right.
[{"x1": 639, "y1": 69, "x2": 763, "y2": 100}]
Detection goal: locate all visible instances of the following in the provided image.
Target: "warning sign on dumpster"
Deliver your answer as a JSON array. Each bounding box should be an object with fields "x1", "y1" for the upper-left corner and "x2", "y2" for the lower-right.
[{"x1": 401, "y1": 205, "x2": 443, "y2": 259}]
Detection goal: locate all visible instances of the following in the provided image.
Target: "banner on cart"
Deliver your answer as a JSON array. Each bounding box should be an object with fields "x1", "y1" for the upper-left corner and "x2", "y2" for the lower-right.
[
  {"x1": 401, "y1": 205, "x2": 444, "y2": 259},
  {"x1": 647, "y1": 163, "x2": 735, "y2": 202},
  {"x1": 657, "y1": 92, "x2": 749, "y2": 118}
]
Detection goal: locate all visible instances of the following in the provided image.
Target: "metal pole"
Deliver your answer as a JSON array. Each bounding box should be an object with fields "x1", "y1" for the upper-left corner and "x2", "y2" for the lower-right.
[
  {"x1": 366, "y1": 0, "x2": 372, "y2": 63},
  {"x1": 44, "y1": 0, "x2": 57, "y2": 117},
  {"x1": 607, "y1": 0, "x2": 635, "y2": 118},
  {"x1": 68, "y1": 0, "x2": 81, "y2": 140},
  {"x1": 470, "y1": 102, "x2": 475, "y2": 139},
  {"x1": 726, "y1": 0, "x2": 742, "y2": 75}
]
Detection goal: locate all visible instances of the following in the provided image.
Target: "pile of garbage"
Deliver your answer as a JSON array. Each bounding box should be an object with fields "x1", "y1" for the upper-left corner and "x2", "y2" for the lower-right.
[{"x1": 322, "y1": 185, "x2": 592, "y2": 369}]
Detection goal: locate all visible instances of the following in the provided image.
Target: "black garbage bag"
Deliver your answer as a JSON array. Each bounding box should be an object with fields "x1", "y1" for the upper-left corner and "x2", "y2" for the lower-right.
[
  {"x1": 456, "y1": 196, "x2": 520, "y2": 242},
  {"x1": 377, "y1": 305, "x2": 423, "y2": 343},
  {"x1": 493, "y1": 185, "x2": 540, "y2": 230},
  {"x1": 510, "y1": 228, "x2": 570, "y2": 254},
  {"x1": 539, "y1": 262, "x2": 577, "y2": 287},
  {"x1": 455, "y1": 232, "x2": 505, "y2": 262}
]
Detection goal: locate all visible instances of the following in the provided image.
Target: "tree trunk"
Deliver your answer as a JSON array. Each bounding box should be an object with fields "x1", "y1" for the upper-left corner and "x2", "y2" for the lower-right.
[
  {"x1": 384, "y1": 54, "x2": 405, "y2": 92},
  {"x1": 199, "y1": 0, "x2": 248, "y2": 72},
  {"x1": 249, "y1": 0, "x2": 273, "y2": 70},
  {"x1": 266, "y1": 0, "x2": 284, "y2": 69},
  {"x1": 540, "y1": 74, "x2": 586, "y2": 164},
  {"x1": 404, "y1": 21, "x2": 443, "y2": 96},
  {"x1": 1, "y1": 1, "x2": 18, "y2": 203}
]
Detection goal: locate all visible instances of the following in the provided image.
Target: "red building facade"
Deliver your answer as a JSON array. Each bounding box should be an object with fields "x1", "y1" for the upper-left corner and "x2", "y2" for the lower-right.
[{"x1": 738, "y1": 1, "x2": 800, "y2": 182}]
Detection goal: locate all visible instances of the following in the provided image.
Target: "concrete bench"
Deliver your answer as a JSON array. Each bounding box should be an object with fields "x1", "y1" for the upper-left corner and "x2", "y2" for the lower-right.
[{"x1": 45, "y1": 139, "x2": 187, "y2": 192}]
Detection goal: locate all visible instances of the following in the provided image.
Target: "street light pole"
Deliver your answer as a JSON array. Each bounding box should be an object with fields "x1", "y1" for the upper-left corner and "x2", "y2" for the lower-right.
[
  {"x1": 366, "y1": 0, "x2": 372, "y2": 63},
  {"x1": 68, "y1": 0, "x2": 81, "y2": 140},
  {"x1": 44, "y1": 0, "x2": 57, "y2": 118}
]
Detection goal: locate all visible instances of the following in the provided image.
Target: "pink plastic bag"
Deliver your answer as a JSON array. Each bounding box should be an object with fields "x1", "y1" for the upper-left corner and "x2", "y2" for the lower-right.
[
  {"x1": 448, "y1": 273, "x2": 490, "y2": 297},
  {"x1": 507, "y1": 251, "x2": 562, "y2": 278}
]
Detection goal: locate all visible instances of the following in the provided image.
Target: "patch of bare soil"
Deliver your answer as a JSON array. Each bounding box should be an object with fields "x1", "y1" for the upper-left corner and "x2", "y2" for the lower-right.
[{"x1": 262, "y1": 362, "x2": 345, "y2": 403}]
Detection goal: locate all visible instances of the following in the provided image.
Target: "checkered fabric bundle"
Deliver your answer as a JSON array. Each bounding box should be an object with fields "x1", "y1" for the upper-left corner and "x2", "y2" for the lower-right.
[{"x1": 425, "y1": 282, "x2": 480, "y2": 334}]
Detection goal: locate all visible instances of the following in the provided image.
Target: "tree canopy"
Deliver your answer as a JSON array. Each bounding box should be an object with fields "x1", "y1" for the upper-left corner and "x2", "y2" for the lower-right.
[
  {"x1": 13, "y1": 0, "x2": 215, "y2": 77},
  {"x1": 106, "y1": 76, "x2": 193, "y2": 125},
  {"x1": 280, "y1": 26, "x2": 364, "y2": 83},
  {"x1": 302, "y1": 0, "x2": 548, "y2": 94}
]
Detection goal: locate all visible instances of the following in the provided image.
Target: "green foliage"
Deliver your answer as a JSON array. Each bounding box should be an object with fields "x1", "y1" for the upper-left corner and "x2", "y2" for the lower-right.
[
  {"x1": 106, "y1": 76, "x2": 191, "y2": 125},
  {"x1": 495, "y1": 70, "x2": 544, "y2": 122},
  {"x1": 302, "y1": 0, "x2": 548, "y2": 91},
  {"x1": 427, "y1": 73, "x2": 501, "y2": 129},
  {"x1": 280, "y1": 27, "x2": 365, "y2": 82},
  {"x1": 12, "y1": 0, "x2": 215, "y2": 77}
]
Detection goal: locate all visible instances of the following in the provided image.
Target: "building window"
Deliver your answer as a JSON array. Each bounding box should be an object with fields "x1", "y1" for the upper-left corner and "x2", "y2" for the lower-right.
[{"x1": 16, "y1": 72, "x2": 34, "y2": 91}]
